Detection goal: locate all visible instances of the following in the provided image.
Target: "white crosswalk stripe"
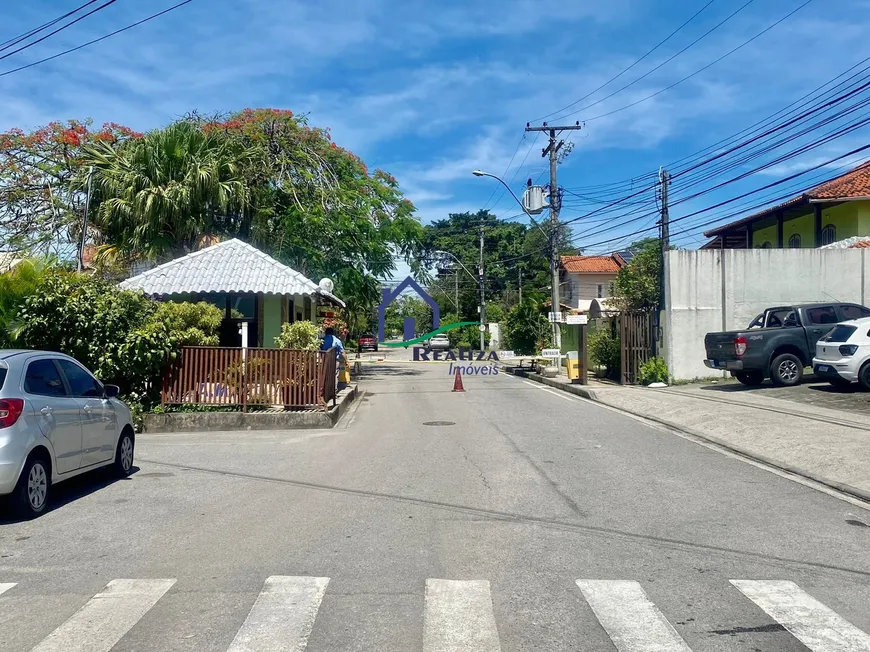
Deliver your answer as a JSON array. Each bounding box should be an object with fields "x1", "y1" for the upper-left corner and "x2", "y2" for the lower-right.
[
  {"x1": 3, "y1": 575, "x2": 869, "y2": 651},
  {"x1": 226, "y1": 575, "x2": 329, "y2": 652},
  {"x1": 732, "y1": 580, "x2": 870, "y2": 652},
  {"x1": 577, "y1": 579, "x2": 693, "y2": 652},
  {"x1": 424, "y1": 579, "x2": 501, "y2": 652},
  {"x1": 29, "y1": 578, "x2": 175, "y2": 652}
]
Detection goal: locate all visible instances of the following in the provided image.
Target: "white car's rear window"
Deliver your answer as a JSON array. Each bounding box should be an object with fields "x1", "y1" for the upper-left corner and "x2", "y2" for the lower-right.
[{"x1": 824, "y1": 325, "x2": 858, "y2": 342}]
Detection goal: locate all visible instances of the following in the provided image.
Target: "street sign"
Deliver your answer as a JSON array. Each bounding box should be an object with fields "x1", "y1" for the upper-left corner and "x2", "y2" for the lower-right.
[
  {"x1": 498, "y1": 350, "x2": 516, "y2": 359},
  {"x1": 548, "y1": 312, "x2": 563, "y2": 323},
  {"x1": 565, "y1": 314, "x2": 588, "y2": 325},
  {"x1": 541, "y1": 348, "x2": 561, "y2": 358},
  {"x1": 479, "y1": 324, "x2": 486, "y2": 332}
]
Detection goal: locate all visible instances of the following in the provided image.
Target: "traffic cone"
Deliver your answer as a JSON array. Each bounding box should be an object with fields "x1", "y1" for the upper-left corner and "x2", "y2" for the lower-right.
[{"x1": 452, "y1": 366, "x2": 465, "y2": 392}]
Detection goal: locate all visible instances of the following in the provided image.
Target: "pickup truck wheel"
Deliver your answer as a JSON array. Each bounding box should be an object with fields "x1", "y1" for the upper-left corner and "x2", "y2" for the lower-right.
[
  {"x1": 734, "y1": 371, "x2": 764, "y2": 386},
  {"x1": 770, "y1": 353, "x2": 803, "y2": 386}
]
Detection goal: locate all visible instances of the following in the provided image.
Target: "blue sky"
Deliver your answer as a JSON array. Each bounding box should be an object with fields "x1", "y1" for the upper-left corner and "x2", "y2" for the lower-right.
[{"x1": 3, "y1": 0, "x2": 870, "y2": 275}]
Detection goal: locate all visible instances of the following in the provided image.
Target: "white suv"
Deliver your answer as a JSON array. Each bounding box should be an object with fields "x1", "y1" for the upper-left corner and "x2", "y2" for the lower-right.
[{"x1": 812, "y1": 317, "x2": 870, "y2": 389}]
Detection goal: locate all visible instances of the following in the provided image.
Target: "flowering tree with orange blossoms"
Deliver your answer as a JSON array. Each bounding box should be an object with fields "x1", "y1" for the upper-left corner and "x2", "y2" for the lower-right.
[{"x1": 0, "y1": 119, "x2": 141, "y2": 253}]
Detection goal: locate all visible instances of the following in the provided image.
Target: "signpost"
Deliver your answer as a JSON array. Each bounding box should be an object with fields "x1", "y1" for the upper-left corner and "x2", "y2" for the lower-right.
[
  {"x1": 565, "y1": 314, "x2": 588, "y2": 325},
  {"x1": 547, "y1": 312, "x2": 563, "y2": 323}
]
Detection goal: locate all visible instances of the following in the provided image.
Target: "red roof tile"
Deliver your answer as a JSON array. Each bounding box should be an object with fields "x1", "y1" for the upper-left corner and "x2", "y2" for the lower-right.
[
  {"x1": 850, "y1": 240, "x2": 870, "y2": 248},
  {"x1": 560, "y1": 255, "x2": 622, "y2": 273},
  {"x1": 705, "y1": 161, "x2": 870, "y2": 237}
]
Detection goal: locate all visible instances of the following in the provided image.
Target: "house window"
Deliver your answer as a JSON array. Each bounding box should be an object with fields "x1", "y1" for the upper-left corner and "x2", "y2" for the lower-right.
[
  {"x1": 758, "y1": 241, "x2": 772, "y2": 249},
  {"x1": 597, "y1": 284, "x2": 604, "y2": 298},
  {"x1": 820, "y1": 224, "x2": 837, "y2": 246},
  {"x1": 788, "y1": 234, "x2": 801, "y2": 248}
]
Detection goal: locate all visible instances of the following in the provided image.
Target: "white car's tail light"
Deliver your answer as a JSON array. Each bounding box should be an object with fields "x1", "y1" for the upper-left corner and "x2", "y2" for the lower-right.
[
  {"x1": 0, "y1": 398, "x2": 24, "y2": 428},
  {"x1": 839, "y1": 344, "x2": 859, "y2": 356}
]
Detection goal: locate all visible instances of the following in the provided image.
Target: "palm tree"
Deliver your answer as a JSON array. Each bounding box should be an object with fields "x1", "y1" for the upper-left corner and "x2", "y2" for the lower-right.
[{"x1": 82, "y1": 121, "x2": 250, "y2": 262}]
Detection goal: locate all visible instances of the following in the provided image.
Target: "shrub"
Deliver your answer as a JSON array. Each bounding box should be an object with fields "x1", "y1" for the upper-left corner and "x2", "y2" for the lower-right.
[
  {"x1": 152, "y1": 300, "x2": 224, "y2": 346},
  {"x1": 588, "y1": 327, "x2": 621, "y2": 379},
  {"x1": 638, "y1": 356, "x2": 669, "y2": 385},
  {"x1": 504, "y1": 299, "x2": 550, "y2": 355},
  {"x1": 274, "y1": 320, "x2": 320, "y2": 350}
]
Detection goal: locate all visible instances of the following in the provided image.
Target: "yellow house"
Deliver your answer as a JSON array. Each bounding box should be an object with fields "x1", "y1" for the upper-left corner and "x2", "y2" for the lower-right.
[{"x1": 702, "y1": 162, "x2": 870, "y2": 249}]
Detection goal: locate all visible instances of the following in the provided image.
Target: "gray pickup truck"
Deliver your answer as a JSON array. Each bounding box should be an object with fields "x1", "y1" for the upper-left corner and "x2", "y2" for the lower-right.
[{"x1": 704, "y1": 303, "x2": 870, "y2": 386}]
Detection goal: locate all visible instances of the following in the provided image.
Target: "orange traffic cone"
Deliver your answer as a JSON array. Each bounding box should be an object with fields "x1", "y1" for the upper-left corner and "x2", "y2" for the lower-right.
[{"x1": 452, "y1": 366, "x2": 465, "y2": 392}]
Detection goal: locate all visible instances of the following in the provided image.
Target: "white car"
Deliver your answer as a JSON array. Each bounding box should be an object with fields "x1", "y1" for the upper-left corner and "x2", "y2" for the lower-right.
[
  {"x1": 428, "y1": 334, "x2": 451, "y2": 350},
  {"x1": 812, "y1": 316, "x2": 870, "y2": 389},
  {"x1": 0, "y1": 350, "x2": 135, "y2": 518}
]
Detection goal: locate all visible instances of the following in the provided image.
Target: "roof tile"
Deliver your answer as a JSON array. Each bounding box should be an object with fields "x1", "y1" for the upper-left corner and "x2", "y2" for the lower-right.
[{"x1": 560, "y1": 255, "x2": 622, "y2": 273}]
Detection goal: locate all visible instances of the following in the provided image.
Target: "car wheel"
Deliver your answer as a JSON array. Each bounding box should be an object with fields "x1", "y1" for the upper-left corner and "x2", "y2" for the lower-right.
[
  {"x1": 13, "y1": 454, "x2": 50, "y2": 519},
  {"x1": 770, "y1": 353, "x2": 803, "y2": 386},
  {"x1": 858, "y1": 363, "x2": 870, "y2": 391},
  {"x1": 113, "y1": 429, "x2": 135, "y2": 477},
  {"x1": 734, "y1": 371, "x2": 764, "y2": 386}
]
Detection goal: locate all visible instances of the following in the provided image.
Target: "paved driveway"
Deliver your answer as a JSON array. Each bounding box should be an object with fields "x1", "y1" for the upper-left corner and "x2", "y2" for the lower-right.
[{"x1": 692, "y1": 373, "x2": 870, "y2": 416}]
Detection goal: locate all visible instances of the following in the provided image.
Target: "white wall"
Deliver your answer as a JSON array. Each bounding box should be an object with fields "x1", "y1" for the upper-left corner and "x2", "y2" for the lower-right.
[
  {"x1": 664, "y1": 249, "x2": 869, "y2": 380},
  {"x1": 564, "y1": 272, "x2": 618, "y2": 306}
]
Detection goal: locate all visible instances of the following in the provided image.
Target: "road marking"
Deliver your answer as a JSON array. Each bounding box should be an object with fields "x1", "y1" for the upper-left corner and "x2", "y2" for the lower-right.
[
  {"x1": 226, "y1": 575, "x2": 329, "y2": 652},
  {"x1": 521, "y1": 379, "x2": 578, "y2": 402},
  {"x1": 576, "y1": 580, "x2": 692, "y2": 652},
  {"x1": 30, "y1": 578, "x2": 175, "y2": 652},
  {"x1": 424, "y1": 579, "x2": 501, "y2": 652},
  {"x1": 731, "y1": 580, "x2": 870, "y2": 651},
  {"x1": 0, "y1": 583, "x2": 15, "y2": 596}
]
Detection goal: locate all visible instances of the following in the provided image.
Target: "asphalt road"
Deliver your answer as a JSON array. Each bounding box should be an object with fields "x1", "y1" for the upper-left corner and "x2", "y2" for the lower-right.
[{"x1": 1, "y1": 360, "x2": 869, "y2": 651}]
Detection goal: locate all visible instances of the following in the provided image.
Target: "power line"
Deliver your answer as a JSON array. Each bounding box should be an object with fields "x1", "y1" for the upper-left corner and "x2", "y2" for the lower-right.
[
  {"x1": 0, "y1": 0, "x2": 119, "y2": 64},
  {"x1": 575, "y1": 0, "x2": 814, "y2": 123},
  {"x1": 0, "y1": 0, "x2": 102, "y2": 52},
  {"x1": 532, "y1": 0, "x2": 718, "y2": 123},
  {"x1": 548, "y1": 0, "x2": 752, "y2": 123},
  {"x1": 0, "y1": 1, "x2": 194, "y2": 78}
]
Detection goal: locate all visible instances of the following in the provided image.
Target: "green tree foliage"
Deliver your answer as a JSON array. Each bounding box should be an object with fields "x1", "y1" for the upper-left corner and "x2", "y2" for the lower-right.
[
  {"x1": 11, "y1": 270, "x2": 221, "y2": 403},
  {"x1": 504, "y1": 299, "x2": 551, "y2": 355},
  {"x1": 274, "y1": 320, "x2": 321, "y2": 350},
  {"x1": 0, "y1": 120, "x2": 141, "y2": 252},
  {"x1": 0, "y1": 257, "x2": 54, "y2": 347},
  {"x1": 384, "y1": 295, "x2": 432, "y2": 336},
  {"x1": 484, "y1": 303, "x2": 505, "y2": 323},
  {"x1": 611, "y1": 238, "x2": 662, "y2": 312}
]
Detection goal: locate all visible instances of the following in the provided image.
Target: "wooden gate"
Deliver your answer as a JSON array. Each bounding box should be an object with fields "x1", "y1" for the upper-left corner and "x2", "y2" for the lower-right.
[{"x1": 619, "y1": 312, "x2": 654, "y2": 385}]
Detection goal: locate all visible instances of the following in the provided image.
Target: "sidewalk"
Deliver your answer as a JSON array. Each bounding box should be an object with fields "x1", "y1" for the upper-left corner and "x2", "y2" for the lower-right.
[{"x1": 506, "y1": 366, "x2": 870, "y2": 502}]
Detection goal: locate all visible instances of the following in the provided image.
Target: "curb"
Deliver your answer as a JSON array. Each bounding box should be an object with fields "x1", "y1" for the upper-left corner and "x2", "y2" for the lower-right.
[
  {"x1": 143, "y1": 384, "x2": 359, "y2": 433},
  {"x1": 505, "y1": 366, "x2": 870, "y2": 505}
]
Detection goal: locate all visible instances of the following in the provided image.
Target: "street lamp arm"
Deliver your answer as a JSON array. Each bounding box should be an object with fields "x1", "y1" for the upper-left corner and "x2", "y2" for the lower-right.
[
  {"x1": 436, "y1": 250, "x2": 478, "y2": 284},
  {"x1": 471, "y1": 170, "x2": 549, "y2": 238}
]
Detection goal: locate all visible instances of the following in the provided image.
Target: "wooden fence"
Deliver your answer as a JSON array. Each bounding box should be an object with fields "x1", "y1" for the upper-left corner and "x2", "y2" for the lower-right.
[
  {"x1": 619, "y1": 312, "x2": 654, "y2": 385},
  {"x1": 161, "y1": 346, "x2": 338, "y2": 410}
]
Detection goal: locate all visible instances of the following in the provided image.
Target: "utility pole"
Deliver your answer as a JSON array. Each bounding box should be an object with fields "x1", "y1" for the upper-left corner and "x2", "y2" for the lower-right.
[
  {"x1": 479, "y1": 224, "x2": 486, "y2": 351},
  {"x1": 518, "y1": 267, "x2": 522, "y2": 304},
  {"x1": 526, "y1": 122, "x2": 582, "y2": 349},
  {"x1": 77, "y1": 166, "x2": 94, "y2": 273},
  {"x1": 656, "y1": 167, "x2": 670, "y2": 355},
  {"x1": 454, "y1": 269, "x2": 459, "y2": 316}
]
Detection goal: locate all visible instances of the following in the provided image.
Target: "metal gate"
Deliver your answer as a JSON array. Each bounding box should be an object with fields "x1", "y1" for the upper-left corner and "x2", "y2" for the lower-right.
[{"x1": 619, "y1": 312, "x2": 654, "y2": 385}]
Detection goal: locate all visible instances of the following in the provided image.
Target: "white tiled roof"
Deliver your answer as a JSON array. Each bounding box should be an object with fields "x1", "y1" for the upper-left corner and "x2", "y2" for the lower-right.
[{"x1": 119, "y1": 239, "x2": 344, "y2": 306}]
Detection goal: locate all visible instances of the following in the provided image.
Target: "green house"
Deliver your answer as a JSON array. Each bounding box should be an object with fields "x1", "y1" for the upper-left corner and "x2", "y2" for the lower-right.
[
  {"x1": 119, "y1": 238, "x2": 344, "y2": 347},
  {"x1": 702, "y1": 163, "x2": 870, "y2": 249}
]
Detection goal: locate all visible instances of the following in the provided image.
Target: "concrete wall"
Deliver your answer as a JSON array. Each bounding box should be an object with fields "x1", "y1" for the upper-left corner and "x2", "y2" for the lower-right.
[
  {"x1": 262, "y1": 294, "x2": 283, "y2": 347},
  {"x1": 664, "y1": 248, "x2": 869, "y2": 380}
]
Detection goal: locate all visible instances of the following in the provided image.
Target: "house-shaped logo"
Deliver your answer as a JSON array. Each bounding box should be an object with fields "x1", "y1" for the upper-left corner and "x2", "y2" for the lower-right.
[{"x1": 378, "y1": 276, "x2": 440, "y2": 343}]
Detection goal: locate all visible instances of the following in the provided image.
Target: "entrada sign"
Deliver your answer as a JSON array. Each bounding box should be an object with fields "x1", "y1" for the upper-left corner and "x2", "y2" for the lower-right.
[{"x1": 413, "y1": 347, "x2": 501, "y2": 362}]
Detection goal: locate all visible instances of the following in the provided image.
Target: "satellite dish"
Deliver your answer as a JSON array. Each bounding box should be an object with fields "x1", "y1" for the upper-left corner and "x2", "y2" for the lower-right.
[{"x1": 319, "y1": 278, "x2": 334, "y2": 293}]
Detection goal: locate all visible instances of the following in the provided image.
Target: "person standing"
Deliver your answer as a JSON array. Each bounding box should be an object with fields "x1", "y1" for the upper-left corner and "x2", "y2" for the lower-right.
[{"x1": 321, "y1": 327, "x2": 347, "y2": 386}]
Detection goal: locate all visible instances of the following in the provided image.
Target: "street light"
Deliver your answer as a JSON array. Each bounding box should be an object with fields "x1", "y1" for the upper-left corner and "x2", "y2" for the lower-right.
[{"x1": 473, "y1": 169, "x2": 561, "y2": 351}]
